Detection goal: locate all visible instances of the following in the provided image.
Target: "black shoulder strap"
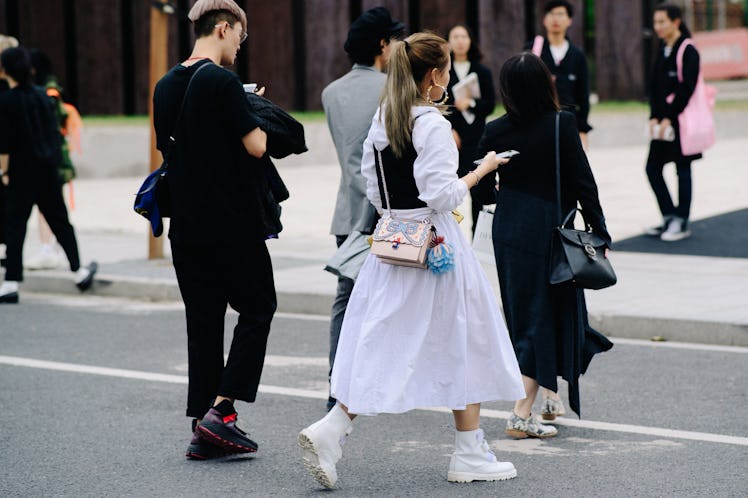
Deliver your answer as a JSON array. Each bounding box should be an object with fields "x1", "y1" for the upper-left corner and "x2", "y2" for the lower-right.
[
  {"x1": 554, "y1": 111, "x2": 562, "y2": 225},
  {"x1": 165, "y1": 61, "x2": 214, "y2": 166}
]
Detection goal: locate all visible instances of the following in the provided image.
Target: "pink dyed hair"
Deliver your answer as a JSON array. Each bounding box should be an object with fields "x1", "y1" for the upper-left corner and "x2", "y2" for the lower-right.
[{"x1": 187, "y1": 0, "x2": 247, "y2": 32}]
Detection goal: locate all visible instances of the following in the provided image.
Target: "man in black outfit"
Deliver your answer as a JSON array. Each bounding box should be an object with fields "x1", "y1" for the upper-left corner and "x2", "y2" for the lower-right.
[
  {"x1": 531, "y1": 0, "x2": 592, "y2": 150},
  {"x1": 153, "y1": 0, "x2": 274, "y2": 460},
  {"x1": 0, "y1": 46, "x2": 96, "y2": 304}
]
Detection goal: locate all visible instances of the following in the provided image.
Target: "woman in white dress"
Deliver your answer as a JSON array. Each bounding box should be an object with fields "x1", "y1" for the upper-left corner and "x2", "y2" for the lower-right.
[{"x1": 298, "y1": 32, "x2": 525, "y2": 489}]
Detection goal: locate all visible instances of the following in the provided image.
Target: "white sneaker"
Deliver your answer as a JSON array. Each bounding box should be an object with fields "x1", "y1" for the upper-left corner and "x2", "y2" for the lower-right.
[
  {"x1": 660, "y1": 217, "x2": 691, "y2": 242},
  {"x1": 447, "y1": 428, "x2": 517, "y2": 483},
  {"x1": 298, "y1": 404, "x2": 353, "y2": 489},
  {"x1": 644, "y1": 218, "x2": 669, "y2": 237},
  {"x1": 25, "y1": 245, "x2": 62, "y2": 270},
  {"x1": 506, "y1": 412, "x2": 558, "y2": 439}
]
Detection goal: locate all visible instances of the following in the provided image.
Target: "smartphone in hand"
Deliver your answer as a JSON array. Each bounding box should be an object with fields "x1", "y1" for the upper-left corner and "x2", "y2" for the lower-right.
[{"x1": 473, "y1": 150, "x2": 519, "y2": 165}]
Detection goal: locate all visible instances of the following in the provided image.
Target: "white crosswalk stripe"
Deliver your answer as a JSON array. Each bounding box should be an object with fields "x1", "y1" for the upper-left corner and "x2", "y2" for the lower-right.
[{"x1": 2, "y1": 354, "x2": 747, "y2": 447}]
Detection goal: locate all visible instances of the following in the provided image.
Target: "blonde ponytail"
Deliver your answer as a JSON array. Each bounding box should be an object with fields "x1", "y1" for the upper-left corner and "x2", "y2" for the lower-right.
[{"x1": 380, "y1": 32, "x2": 450, "y2": 158}]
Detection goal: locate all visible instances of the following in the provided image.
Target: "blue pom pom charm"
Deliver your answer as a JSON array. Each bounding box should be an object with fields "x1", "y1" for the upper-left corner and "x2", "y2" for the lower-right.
[{"x1": 427, "y1": 236, "x2": 455, "y2": 274}]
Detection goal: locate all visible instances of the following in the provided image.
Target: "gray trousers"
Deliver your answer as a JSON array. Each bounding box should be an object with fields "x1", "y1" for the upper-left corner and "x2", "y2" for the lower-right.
[{"x1": 328, "y1": 235, "x2": 354, "y2": 409}]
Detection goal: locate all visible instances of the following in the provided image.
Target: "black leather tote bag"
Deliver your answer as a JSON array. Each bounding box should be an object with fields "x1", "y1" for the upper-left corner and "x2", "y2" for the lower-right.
[{"x1": 548, "y1": 113, "x2": 617, "y2": 290}]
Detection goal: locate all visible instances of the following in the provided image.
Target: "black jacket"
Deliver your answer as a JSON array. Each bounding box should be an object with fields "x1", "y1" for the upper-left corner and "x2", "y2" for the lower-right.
[
  {"x1": 530, "y1": 37, "x2": 592, "y2": 133},
  {"x1": 445, "y1": 61, "x2": 496, "y2": 149},
  {"x1": 477, "y1": 111, "x2": 610, "y2": 249},
  {"x1": 648, "y1": 35, "x2": 702, "y2": 161},
  {"x1": 445, "y1": 61, "x2": 497, "y2": 203},
  {"x1": 245, "y1": 93, "x2": 307, "y2": 159},
  {"x1": 244, "y1": 93, "x2": 307, "y2": 235},
  {"x1": 0, "y1": 85, "x2": 62, "y2": 188},
  {"x1": 649, "y1": 35, "x2": 699, "y2": 123}
]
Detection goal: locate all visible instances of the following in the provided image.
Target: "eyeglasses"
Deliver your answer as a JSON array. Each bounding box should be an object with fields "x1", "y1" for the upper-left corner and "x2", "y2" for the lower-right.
[{"x1": 215, "y1": 22, "x2": 248, "y2": 43}]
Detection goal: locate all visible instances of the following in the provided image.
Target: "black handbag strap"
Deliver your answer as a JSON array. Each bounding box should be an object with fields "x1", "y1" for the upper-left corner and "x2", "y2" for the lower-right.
[
  {"x1": 554, "y1": 114, "x2": 592, "y2": 232},
  {"x1": 553, "y1": 111, "x2": 562, "y2": 226},
  {"x1": 164, "y1": 60, "x2": 214, "y2": 168}
]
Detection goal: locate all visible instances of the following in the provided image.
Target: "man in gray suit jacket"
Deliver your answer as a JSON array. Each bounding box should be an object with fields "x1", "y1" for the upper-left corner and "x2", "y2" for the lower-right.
[{"x1": 322, "y1": 7, "x2": 403, "y2": 411}]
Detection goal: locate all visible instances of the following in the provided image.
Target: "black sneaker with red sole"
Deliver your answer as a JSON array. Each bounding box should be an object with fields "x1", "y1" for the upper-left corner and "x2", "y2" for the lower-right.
[
  {"x1": 186, "y1": 419, "x2": 233, "y2": 460},
  {"x1": 196, "y1": 400, "x2": 258, "y2": 454}
]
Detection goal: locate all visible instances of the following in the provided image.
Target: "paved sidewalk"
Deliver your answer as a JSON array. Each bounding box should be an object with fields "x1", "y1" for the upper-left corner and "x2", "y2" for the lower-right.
[{"x1": 6, "y1": 133, "x2": 748, "y2": 347}]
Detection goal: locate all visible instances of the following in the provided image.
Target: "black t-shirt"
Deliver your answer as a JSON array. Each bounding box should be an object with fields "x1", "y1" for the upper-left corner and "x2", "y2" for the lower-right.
[
  {"x1": 0, "y1": 84, "x2": 63, "y2": 188},
  {"x1": 153, "y1": 59, "x2": 262, "y2": 245}
]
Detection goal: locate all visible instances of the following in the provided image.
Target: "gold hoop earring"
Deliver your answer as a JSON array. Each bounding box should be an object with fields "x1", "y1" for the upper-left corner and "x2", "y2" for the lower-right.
[{"x1": 425, "y1": 83, "x2": 448, "y2": 105}]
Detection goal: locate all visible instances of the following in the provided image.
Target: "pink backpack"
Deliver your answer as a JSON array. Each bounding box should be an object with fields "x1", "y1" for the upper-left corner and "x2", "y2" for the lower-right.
[{"x1": 666, "y1": 39, "x2": 717, "y2": 156}]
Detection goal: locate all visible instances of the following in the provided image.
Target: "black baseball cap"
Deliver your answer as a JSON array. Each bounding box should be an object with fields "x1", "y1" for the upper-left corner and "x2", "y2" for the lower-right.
[{"x1": 344, "y1": 7, "x2": 404, "y2": 55}]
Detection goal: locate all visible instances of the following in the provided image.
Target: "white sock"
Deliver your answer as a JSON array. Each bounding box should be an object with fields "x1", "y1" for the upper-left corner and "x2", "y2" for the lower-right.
[
  {"x1": 0, "y1": 281, "x2": 19, "y2": 295},
  {"x1": 74, "y1": 267, "x2": 90, "y2": 284}
]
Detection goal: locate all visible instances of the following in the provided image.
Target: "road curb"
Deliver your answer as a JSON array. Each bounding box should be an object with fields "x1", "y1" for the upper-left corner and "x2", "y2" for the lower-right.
[{"x1": 19, "y1": 272, "x2": 748, "y2": 347}]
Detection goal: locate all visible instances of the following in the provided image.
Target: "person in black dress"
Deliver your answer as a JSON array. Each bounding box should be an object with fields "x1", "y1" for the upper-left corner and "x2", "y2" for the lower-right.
[
  {"x1": 445, "y1": 24, "x2": 496, "y2": 235},
  {"x1": 477, "y1": 53, "x2": 613, "y2": 438},
  {"x1": 645, "y1": 3, "x2": 701, "y2": 242}
]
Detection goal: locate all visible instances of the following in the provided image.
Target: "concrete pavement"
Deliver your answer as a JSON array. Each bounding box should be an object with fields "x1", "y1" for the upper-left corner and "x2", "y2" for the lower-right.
[
  {"x1": 3, "y1": 295, "x2": 746, "y2": 496},
  {"x1": 5, "y1": 111, "x2": 748, "y2": 346}
]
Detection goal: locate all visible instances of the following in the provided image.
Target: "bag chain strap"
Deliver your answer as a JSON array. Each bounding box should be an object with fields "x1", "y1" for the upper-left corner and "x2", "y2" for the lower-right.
[{"x1": 375, "y1": 147, "x2": 430, "y2": 225}]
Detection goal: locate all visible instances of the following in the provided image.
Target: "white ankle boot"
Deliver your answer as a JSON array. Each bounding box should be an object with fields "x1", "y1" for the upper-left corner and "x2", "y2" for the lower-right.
[
  {"x1": 298, "y1": 404, "x2": 353, "y2": 489},
  {"x1": 447, "y1": 428, "x2": 517, "y2": 483}
]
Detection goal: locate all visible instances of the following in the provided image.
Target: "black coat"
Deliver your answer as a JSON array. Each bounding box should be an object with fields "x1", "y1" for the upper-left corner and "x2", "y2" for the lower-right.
[
  {"x1": 530, "y1": 37, "x2": 592, "y2": 133},
  {"x1": 245, "y1": 93, "x2": 307, "y2": 159},
  {"x1": 648, "y1": 35, "x2": 702, "y2": 161},
  {"x1": 445, "y1": 61, "x2": 496, "y2": 153},
  {"x1": 477, "y1": 111, "x2": 612, "y2": 416},
  {"x1": 243, "y1": 93, "x2": 306, "y2": 236},
  {"x1": 445, "y1": 61, "x2": 497, "y2": 209}
]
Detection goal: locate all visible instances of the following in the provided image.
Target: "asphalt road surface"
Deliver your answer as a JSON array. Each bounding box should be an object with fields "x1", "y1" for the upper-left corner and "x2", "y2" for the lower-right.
[{"x1": 1, "y1": 293, "x2": 746, "y2": 497}]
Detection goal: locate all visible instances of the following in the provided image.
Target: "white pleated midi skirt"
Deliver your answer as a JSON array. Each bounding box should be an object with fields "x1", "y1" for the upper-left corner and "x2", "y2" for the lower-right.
[{"x1": 330, "y1": 208, "x2": 525, "y2": 415}]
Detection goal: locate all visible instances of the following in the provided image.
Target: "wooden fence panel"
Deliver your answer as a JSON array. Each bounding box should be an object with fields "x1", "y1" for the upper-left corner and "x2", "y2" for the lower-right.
[
  {"x1": 0, "y1": 0, "x2": 8, "y2": 34},
  {"x1": 419, "y1": 0, "x2": 466, "y2": 36},
  {"x1": 15, "y1": 0, "x2": 67, "y2": 89},
  {"x1": 304, "y1": 0, "x2": 350, "y2": 110},
  {"x1": 362, "y1": 0, "x2": 410, "y2": 33},
  {"x1": 73, "y1": 0, "x2": 125, "y2": 114},
  {"x1": 595, "y1": 0, "x2": 644, "y2": 99},
  {"x1": 245, "y1": 0, "x2": 296, "y2": 110},
  {"x1": 479, "y1": 0, "x2": 526, "y2": 96}
]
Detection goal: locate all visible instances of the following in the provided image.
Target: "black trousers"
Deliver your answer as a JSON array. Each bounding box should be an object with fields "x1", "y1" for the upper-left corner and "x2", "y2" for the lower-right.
[
  {"x1": 0, "y1": 182, "x2": 6, "y2": 245},
  {"x1": 4, "y1": 182, "x2": 80, "y2": 282},
  {"x1": 646, "y1": 145, "x2": 693, "y2": 225},
  {"x1": 171, "y1": 239, "x2": 277, "y2": 419}
]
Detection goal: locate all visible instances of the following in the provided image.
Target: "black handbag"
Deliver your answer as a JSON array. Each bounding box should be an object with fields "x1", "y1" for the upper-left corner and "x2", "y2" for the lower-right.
[
  {"x1": 134, "y1": 61, "x2": 212, "y2": 236},
  {"x1": 548, "y1": 113, "x2": 617, "y2": 290}
]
